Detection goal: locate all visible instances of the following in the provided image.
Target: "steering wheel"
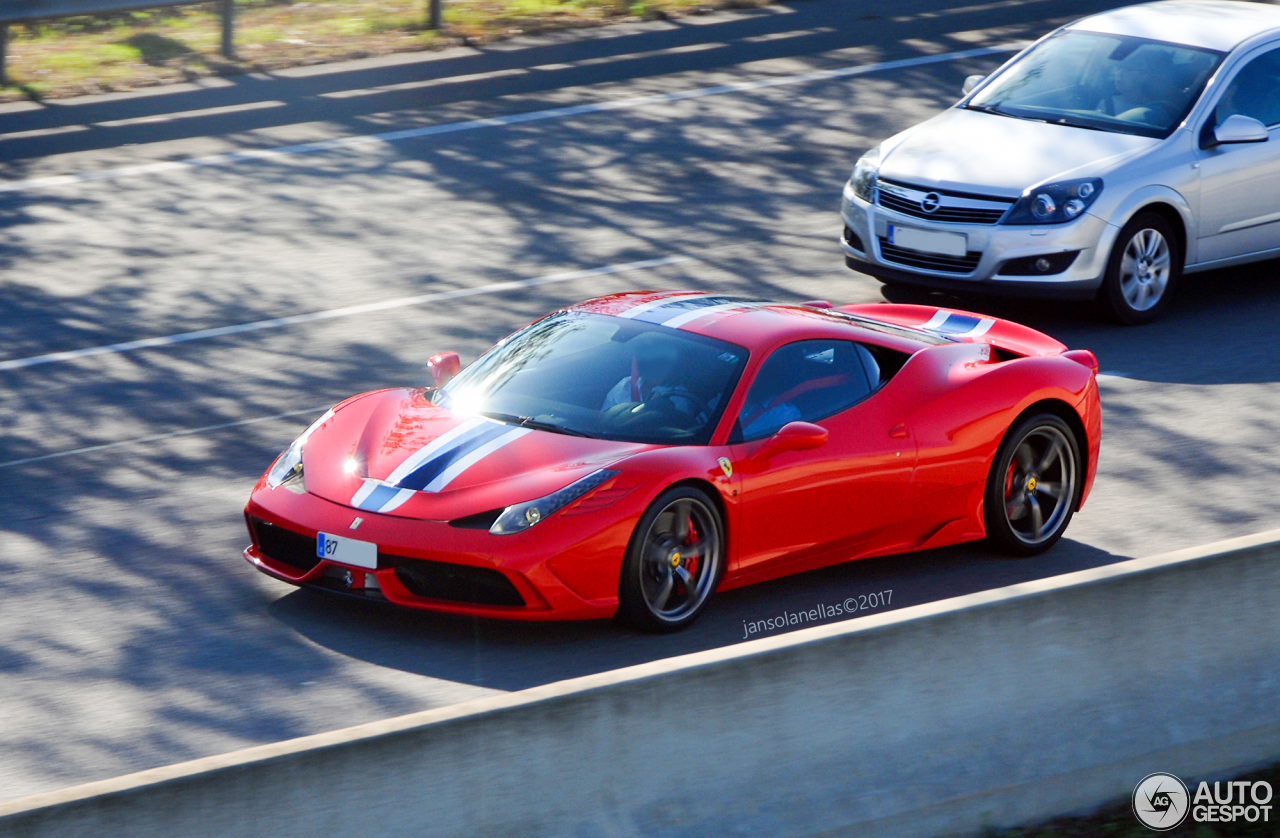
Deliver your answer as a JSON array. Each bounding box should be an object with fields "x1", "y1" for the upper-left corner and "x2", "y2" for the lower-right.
[{"x1": 601, "y1": 392, "x2": 705, "y2": 435}]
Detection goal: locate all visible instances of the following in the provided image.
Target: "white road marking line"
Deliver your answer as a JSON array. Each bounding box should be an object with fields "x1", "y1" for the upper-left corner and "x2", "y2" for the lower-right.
[
  {"x1": 0, "y1": 43, "x2": 1022, "y2": 195},
  {"x1": 94, "y1": 100, "x2": 287, "y2": 128},
  {"x1": 321, "y1": 69, "x2": 530, "y2": 100},
  {"x1": 741, "y1": 27, "x2": 836, "y2": 44},
  {"x1": 0, "y1": 406, "x2": 329, "y2": 469},
  {"x1": 0, "y1": 124, "x2": 90, "y2": 143},
  {"x1": 0, "y1": 255, "x2": 690, "y2": 372}
]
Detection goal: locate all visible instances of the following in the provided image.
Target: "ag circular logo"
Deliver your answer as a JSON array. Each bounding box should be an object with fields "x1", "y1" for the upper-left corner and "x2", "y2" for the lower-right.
[
  {"x1": 1133, "y1": 773, "x2": 1190, "y2": 831},
  {"x1": 920, "y1": 192, "x2": 942, "y2": 213}
]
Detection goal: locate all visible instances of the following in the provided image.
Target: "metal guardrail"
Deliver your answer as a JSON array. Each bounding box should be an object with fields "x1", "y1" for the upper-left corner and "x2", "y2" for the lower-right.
[
  {"x1": 3, "y1": 529, "x2": 1280, "y2": 837},
  {"x1": 0, "y1": 0, "x2": 443, "y2": 86}
]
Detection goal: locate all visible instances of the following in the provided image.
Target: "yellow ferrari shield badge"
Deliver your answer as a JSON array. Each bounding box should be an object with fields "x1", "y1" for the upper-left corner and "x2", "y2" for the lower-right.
[{"x1": 718, "y1": 457, "x2": 733, "y2": 478}]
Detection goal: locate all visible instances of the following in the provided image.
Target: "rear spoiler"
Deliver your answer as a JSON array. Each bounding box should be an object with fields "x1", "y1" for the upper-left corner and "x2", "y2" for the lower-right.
[{"x1": 838, "y1": 303, "x2": 1068, "y2": 359}]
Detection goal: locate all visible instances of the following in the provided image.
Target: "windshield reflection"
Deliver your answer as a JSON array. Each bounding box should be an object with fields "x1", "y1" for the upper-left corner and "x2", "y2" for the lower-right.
[
  {"x1": 967, "y1": 31, "x2": 1223, "y2": 139},
  {"x1": 436, "y1": 312, "x2": 749, "y2": 445}
]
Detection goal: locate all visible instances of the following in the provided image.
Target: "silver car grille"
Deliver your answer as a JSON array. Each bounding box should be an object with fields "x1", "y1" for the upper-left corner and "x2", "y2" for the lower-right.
[{"x1": 876, "y1": 179, "x2": 1014, "y2": 225}]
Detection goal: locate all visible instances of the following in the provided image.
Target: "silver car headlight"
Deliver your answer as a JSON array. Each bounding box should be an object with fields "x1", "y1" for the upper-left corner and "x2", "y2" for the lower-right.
[
  {"x1": 849, "y1": 146, "x2": 881, "y2": 203},
  {"x1": 1005, "y1": 178, "x2": 1103, "y2": 225},
  {"x1": 266, "y1": 409, "x2": 334, "y2": 489},
  {"x1": 489, "y1": 469, "x2": 620, "y2": 535}
]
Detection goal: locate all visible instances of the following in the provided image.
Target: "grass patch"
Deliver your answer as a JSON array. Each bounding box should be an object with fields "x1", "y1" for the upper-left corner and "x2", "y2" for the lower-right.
[{"x1": 0, "y1": 0, "x2": 773, "y2": 101}]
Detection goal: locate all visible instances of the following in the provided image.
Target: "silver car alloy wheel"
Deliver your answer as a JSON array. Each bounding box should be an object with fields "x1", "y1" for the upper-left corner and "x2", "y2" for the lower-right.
[{"x1": 1119, "y1": 228, "x2": 1171, "y2": 313}]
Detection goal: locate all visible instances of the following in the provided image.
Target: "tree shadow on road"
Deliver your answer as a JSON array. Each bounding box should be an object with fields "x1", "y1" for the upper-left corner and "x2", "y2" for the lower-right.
[{"x1": 266, "y1": 536, "x2": 1124, "y2": 692}]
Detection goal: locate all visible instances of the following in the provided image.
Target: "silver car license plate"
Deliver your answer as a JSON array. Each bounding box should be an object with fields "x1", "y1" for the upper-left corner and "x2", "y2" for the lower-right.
[{"x1": 888, "y1": 224, "x2": 967, "y2": 257}]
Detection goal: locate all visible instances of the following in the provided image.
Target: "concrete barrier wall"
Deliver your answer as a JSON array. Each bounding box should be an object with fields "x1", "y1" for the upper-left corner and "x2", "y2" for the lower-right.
[{"x1": 3, "y1": 530, "x2": 1279, "y2": 838}]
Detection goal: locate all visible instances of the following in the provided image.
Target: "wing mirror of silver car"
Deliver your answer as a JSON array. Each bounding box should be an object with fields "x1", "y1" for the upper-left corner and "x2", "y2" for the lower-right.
[
  {"x1": 962, "y1": 75, "x2": 985, "y2": 96},
  {"x1": 1214, "y1": 114, "x2": 1269, "y2": 145},
  {"x1": 427, "y1": 351, "x2": 462, "y2": 389}
]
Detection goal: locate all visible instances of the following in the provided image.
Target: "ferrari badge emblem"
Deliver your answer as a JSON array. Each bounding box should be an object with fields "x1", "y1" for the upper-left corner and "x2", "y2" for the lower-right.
[
  {"x1": 350, "y1": 517, "x2": 364, "y2": 530},
  {"x1": 718, "y1": 457, "x2": 733, "y2": 478}
]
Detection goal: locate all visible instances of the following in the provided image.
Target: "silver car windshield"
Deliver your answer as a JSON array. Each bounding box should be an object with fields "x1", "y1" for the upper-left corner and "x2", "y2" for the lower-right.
[{"x1": 967, "y1": 30, "x2": 1224, "y2": 139}]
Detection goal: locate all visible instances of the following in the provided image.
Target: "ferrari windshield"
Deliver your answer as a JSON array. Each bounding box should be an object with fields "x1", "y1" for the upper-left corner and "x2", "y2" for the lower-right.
[
  {"x1": 435, "y1": 312, "x2": 749, "y2": 445},
  {"x1": 967, "y1": 30, "x2": 1223, "y2": 139}
]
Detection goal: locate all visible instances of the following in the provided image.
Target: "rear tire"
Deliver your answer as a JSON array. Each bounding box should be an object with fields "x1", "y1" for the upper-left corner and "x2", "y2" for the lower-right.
[
  {"x1": 616, "y1": 486, "x2": 724, "y2": 633},
  {"x1": 1100, "y1": 211, "x2": 1180, "y2": 325},
  {"x1": 984, "y1": 413, "x2": 1081, "y2": 556}
]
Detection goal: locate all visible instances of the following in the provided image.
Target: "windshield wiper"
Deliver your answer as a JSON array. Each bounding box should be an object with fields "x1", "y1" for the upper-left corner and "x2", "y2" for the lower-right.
[
  {"x1": 966, "y1": 103, "x2": 1049, "y2": 124},
  {"x1": 480, "y1": 411, "x2": 590, "y2": 437},
  {"x1": 1050, "y1": 117, "x2": 1107, "y2": 132}
]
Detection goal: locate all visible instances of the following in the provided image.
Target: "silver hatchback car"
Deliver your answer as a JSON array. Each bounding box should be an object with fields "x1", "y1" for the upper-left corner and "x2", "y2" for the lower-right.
[{"x1": 841, "y1": 0, "x2": 1280, "y2": 323}]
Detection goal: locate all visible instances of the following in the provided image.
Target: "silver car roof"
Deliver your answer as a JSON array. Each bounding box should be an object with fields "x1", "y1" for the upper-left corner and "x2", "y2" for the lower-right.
[{"x1": 1066, "y1": 0, "x2": 1280, "y2": 53}]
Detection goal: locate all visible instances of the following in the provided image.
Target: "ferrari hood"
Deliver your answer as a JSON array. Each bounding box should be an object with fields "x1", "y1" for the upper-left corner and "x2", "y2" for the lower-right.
[
  {"x1": 300, "y1": 389, "x2": 649, "y2": 521},
  {"x1": 880, "y1": 108, "x2": 1156, "y2": 197}
]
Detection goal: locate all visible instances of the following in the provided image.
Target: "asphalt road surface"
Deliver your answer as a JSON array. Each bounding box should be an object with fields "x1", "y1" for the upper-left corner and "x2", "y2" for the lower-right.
[{"x1": 4, "y1": 0, "x2": 1280, "y2": 802}]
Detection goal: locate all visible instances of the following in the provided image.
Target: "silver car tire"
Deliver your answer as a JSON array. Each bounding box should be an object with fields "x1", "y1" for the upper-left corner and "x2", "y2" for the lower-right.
[{"x1": 1100, "y1": 211, "x2": 1181, "y2": 325}]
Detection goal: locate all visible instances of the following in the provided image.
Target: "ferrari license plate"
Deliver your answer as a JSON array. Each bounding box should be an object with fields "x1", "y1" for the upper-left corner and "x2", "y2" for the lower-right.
[
  {"x1": 888, "y1": 224, "x2": 967, "y2": 257},
  {"x1": 316, "y1": 532, "x2": 377, "y2": 570}
]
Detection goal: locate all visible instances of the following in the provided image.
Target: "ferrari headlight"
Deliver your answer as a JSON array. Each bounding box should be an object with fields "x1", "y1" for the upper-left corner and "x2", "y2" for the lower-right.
[
  {"x1": 266, "y1": 409, "x2": 334, "y2": 489},
  {"x1": 489, "y1": 469, "x2": 619, "y2": 535},
  {"x1": 1005, "y1": 178, "x2": 1102, "y2": 225},
  {"x1": 849, "y1": 146, "x2": 881, "y2": 203}
]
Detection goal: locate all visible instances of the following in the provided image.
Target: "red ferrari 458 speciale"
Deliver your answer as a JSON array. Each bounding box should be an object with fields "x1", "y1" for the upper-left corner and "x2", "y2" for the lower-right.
[{"x1": 243, "y1": 292, "x2": 1101, "y2": 631}]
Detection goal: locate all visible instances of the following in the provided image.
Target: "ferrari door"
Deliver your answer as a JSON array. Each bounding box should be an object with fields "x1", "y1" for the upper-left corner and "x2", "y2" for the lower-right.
[{"x1": 726, "y1": 340, "x2": 917, "y2": 574}]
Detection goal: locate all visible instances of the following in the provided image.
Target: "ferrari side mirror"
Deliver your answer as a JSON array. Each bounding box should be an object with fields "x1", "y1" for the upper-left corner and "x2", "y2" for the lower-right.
[
  {"x1": 427, "y1": 351, "x2": 462, "y2": 389},
  {"x1": 751, "y1": 421, "x2": 828, "y2": 461},
  {"x1": 962, "y1": 74, "x2": 985, "y2": 96}
]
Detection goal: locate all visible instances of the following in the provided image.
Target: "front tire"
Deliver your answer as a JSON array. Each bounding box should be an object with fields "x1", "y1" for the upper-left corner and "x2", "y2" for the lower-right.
[
  {"x1": 984, "y1": 413, "x2": 1081, "y2": 556},
  {"x1": 1100, "y1": 211, "x2": 1180, "y2": 325},
  {"x1": 616, "y1": 486, "x2": 724, "y2": 633}
]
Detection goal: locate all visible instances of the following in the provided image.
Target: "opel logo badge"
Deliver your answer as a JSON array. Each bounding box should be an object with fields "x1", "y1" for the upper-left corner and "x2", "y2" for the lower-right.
[{"x1": 921, "y1": 192, "x2": 942, "y2": 213}]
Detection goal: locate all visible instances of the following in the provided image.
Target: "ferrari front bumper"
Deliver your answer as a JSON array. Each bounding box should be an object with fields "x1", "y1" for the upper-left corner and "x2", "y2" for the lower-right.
[{"x1": 243, "y1": 484, "x2": 630, "y2": 621}]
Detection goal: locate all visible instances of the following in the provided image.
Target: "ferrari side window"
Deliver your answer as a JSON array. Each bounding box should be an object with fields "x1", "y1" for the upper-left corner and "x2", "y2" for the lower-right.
[{"x1": 732, "y1": 340, "x2": 878, "y2": 443}]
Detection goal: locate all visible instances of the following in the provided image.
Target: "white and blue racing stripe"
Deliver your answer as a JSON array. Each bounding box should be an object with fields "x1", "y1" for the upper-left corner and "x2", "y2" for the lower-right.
[
  {"x1": 623, "y1": 295, "x2": 762, "y2": 329},
  {"x1": 616, "y1": 293, "x2": 704, "y2": 321},
  {"x1": 660, "y1": 301, "x2": 760, "y2": 329},
  {"x1": 351, "y1": 480, "x2": 416, "y2": 514},
  {"x1": 383, "y1": 418, "x2": 497, "y2": 487},
  {"x1": 413, "y1": 425, "x2": 531, "y2": 493},
  {"x1": 919, "y1": 310, "x2": 995, "y2": 338},
  {"x1": 349, "y1": 418, "x2": 531, "y2": 513}
]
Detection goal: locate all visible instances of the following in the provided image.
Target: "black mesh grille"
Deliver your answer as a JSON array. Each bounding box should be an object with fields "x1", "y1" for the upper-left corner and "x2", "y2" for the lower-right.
[
  {"x1": 878, "y1": 238, "x2": 982, "y2": 274},
  {"x1": 248, "y1": 516, "x2": 321, "y2": 572},
  {"x1": 385, "y1": 556, "x2": 525, "y2": 607},
  {"x1": 877, "y1": 190, "x2": 1007, "y2": 224}
]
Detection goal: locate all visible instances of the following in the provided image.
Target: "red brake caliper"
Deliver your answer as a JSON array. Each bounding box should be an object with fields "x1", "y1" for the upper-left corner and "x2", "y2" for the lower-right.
[
  {"x1": 1004, "y1": 462, "x2": 1017, "y2": 500},
  {"x1": 684, "y1": 515, "x2": 699, "y2": 580}
]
